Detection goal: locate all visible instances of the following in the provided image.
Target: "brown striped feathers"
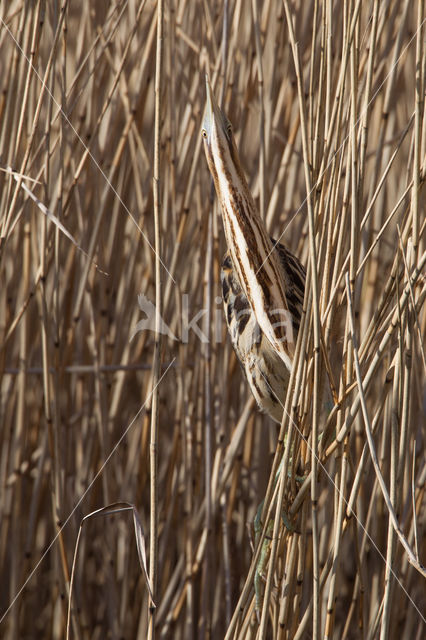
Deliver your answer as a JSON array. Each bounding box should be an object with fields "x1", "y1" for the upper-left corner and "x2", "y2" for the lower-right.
[{"x1": 202, "y1": 77, "x2": 306, "y2": 422}]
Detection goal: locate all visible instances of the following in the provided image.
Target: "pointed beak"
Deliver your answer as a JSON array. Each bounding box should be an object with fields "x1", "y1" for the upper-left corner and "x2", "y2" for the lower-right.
[
  {"x1": 203, "y1": 75, "x2": 226, "y2": 141},
  {"x1": 204, "y1": 75, "x2": 214, "y2": 134}
]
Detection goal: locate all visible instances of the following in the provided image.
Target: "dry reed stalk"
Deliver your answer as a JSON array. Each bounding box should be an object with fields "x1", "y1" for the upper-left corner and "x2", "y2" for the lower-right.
[
  {"x1": 0, "y1": 2, "x2": 424, "y2": 639},
  {"x1": 149, "y1": 2, "x2": 165, "y2": 638}
]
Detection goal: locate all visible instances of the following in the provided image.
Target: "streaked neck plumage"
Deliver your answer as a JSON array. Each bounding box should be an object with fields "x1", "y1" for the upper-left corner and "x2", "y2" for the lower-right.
[{"x1": 202, "y1": 77, "x2": 294, "y2": 368}]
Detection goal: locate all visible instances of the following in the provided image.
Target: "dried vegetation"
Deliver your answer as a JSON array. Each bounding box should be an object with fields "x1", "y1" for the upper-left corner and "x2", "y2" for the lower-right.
[{"x1": 0, "y1": 1, "x2": 425, "y2": 638}]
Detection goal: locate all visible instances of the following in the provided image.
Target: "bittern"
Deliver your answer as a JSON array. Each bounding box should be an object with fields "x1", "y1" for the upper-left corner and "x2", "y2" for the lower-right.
[{"x1": 202, "y1": 77, "x2": 306, "y2": 423}]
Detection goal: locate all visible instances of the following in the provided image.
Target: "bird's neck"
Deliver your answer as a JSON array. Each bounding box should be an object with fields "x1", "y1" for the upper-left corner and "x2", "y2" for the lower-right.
[{"x1": 217, "y1": 163, "x2": 294, "y2": 367}]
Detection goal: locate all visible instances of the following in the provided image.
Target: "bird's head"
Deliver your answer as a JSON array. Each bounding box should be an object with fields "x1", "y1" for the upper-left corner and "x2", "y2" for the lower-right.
[{"x1": 201, "y1": 76, "x2": 246, "y2": 196}]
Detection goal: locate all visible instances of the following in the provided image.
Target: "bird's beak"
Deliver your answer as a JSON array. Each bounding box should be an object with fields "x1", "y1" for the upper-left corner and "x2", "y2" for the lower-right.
[
  {"x1": 203, "y1": 75, "x2": 226, "y2": 142},
  {"x1": 204, "y1": 75, "x2": 214, "y2": 135}
]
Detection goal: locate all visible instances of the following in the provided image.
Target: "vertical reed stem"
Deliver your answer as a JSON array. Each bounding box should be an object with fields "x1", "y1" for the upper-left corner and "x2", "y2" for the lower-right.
[{"x1": 148, "y1": 1, "x2": 164, "y2": 637}]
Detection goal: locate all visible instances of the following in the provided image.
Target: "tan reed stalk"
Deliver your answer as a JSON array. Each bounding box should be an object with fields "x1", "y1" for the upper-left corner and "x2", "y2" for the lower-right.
[
  {"x1": 281, "y1": 4, "x2": 322, "y2": 638},
  {"x1": 0, "y1": 2, "x2": 424, "y2": 638},
  {"x1": 149, "y1": 1, "x2": 165, "y2": 638}
]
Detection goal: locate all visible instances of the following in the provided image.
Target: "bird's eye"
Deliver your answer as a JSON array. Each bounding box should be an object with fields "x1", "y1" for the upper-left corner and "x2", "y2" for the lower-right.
[{"x1": 201, "y1": 129, "x2": 207, "y2": 139}]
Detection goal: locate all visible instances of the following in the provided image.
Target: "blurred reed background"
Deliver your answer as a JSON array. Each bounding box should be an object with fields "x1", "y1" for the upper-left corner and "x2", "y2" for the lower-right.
[{"x1": 0, "y1": 1, "x2": 425, "y2": 638}]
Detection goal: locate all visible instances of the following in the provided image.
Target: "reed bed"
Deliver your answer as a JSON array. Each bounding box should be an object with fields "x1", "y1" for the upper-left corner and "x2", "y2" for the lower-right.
[{"x1": 0, "y1": 1, "x2": 424, "y2": 638}]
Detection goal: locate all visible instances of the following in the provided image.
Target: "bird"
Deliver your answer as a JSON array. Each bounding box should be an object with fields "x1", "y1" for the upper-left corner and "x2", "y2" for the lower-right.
[{"x1": 201, "y1": 77, "x2": 306, "y2": 424}]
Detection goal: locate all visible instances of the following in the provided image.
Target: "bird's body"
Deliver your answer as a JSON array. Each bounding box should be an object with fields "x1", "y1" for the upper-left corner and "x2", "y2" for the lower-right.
[
  {"x1": 221, "y1": 240, "x2": 305, "y2": 422},
  {"x1": 202, "y1": 77, "x2": 306, "y2": 423}
]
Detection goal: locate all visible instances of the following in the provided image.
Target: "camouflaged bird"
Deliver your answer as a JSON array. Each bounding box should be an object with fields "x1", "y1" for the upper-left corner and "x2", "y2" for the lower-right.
[{"x1": 202, "y1": 77, "x2": 306, "y2": 423}]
